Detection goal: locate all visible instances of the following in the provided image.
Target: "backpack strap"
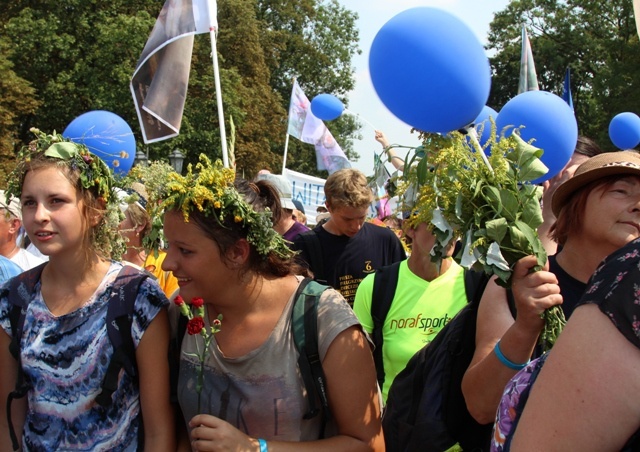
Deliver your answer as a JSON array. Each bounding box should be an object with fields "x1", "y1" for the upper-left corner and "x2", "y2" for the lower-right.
[
  {"x1": 291, "y1": 277, "x2": 331, "y2": 438},
  {"x1": 298, "y1": 230, "x2": 327, "y2": 284},
  {"x1": 463, "y1": 268, "x2": 490, "y2": 308},
  {"x1": 95, "y1": 265, "x2": 148, "y2": 407},
  {"x1": 170, "y1": 311, "x2": 189, "y2": 406},
  {"x1": 5, "y1": 263, "x2": 47, "y2": 451},
  {"x1": 370, "y1": 261, "x2": 402, "y2": 388}
]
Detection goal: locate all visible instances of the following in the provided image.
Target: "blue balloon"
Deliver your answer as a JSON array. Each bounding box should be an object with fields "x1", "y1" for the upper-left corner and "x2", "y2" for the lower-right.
[
  {"x1": 369, "y1": 7, "x2": 491, "y2": 134},
  {"x1": 496, "y1": 91, "x2": 577, "y2": 184},
  {"x1": 609, "y1": 112, "x2": 640, "y2": 150},
  {"x1": 472, "y1": 105, "x2": 498, "y2": 150},
  {"x1": 310, "y1": 94, "x2": 344, "y2": 121},
  {"x1": 63, "y1": 110, "x2": 136, "y2": 175}
]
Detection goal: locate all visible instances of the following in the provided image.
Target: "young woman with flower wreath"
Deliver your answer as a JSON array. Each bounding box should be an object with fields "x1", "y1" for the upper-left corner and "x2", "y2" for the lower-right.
[
  {"x1": 0, "y1": 130, "x2": 175, "y2": 451},
  {"x1": 159, "y1": 156, "x2": 383, "y2": 451}
]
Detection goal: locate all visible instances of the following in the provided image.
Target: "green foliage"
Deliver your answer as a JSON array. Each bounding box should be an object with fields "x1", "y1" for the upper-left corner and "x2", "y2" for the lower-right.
[
  {"x1": 487, "y1": 0, "x2": 640, "y2": 149},
  {"x1": 396, "y1": 128, "x2": 548, "y2": 283},
  {"x1": 0, "y1": 36, "x2": 40, "y2": 186},
  {"x1": 396, "y1": 125, "x2": 565, "y2": 350}
]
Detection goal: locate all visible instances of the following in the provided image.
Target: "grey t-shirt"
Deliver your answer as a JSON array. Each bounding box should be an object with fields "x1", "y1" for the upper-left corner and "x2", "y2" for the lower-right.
[{"x1": 177, "y1": 279, "x2": 361, "y2": 441}]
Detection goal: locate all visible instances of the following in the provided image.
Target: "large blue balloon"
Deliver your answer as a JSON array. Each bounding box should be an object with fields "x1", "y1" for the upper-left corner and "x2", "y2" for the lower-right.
[
  {"x1": 473, "y1": 105, "x2": 498, "y2": 149},
  {"x1": 63, "y1": 110, "x2": 136, "y2": 175},
  {"x1": 310, "y1": 94, "x2": 344, "y2": 121},
  {"x1": 369, "y1": 7, "x2": 491, "y2": 134},
  {"x1": 609, "y1": 112, "x2": 640, "y2": 150},
  {"x1": 496, "y1": 91, "x2": 577, "y2": 184}
]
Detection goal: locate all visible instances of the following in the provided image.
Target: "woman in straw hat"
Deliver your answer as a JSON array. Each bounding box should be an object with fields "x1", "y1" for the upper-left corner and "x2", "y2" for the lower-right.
[
  {"x1": 463, "y1": 151, "x2": 640, "y2": 434},
  {"x1": 493, "y1": 151, "x2": 640, "y2": 450}
]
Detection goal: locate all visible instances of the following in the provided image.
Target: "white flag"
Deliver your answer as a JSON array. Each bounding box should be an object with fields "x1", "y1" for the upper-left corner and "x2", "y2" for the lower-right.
[
  {"x1": 286, "y1": 80, "x2": 351, "y2": 174},
  {"x1": 130, "y1": 0, "x2": 217, "y2": 143}
]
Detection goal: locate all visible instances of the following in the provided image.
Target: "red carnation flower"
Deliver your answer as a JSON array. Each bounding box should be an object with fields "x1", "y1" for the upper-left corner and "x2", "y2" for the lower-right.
[
  {"x1": 191, "y1": 297, "x2": 204, "y2": 308},
  {"x1": 212, "y1": 318, "x2": 222, "y2": 327},
  {"x1": 187, "y1": 317, "x2": 205, "y2": 335},
  {"x1": 174, "y1": 295, "x2": 185, "y2": 306}
]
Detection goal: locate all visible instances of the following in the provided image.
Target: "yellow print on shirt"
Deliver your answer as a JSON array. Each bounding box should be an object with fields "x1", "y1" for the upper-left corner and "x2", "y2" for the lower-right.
[
  {"x1": 389, "y1": 312, "x2": 454, "y2": 333},
  {"x1": 364, "y1": 260, "x2": 374, "y2": 273},
  {"x1": 338, "y1": 274, "x2": 363, "y2": 300}
]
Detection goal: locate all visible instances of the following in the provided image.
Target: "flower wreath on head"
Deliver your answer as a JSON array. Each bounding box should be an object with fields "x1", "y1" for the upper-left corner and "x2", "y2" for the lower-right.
[
  {"x1": 145, "y1": 154, "x2": 295, "y2": 260},
  {"x1": 6, "y1": 128, "x2": 126, "y2": 260}
]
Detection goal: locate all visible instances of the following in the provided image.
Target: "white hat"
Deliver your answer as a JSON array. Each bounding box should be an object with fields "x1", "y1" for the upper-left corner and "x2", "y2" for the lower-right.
[
  {"x1": 0, "y1": 190, "x2": 21, "y2": 220},
  {"x1": 256, "y1": 173, "x2": 296, "y2": 210}
]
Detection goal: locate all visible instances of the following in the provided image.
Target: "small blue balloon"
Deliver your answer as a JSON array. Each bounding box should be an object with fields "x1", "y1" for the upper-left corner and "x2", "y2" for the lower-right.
[
  {"x1": 473, "y1": 105, "x2": 498, "y2": 149},
  {"x1": 310, "y1": 94, "x2": 345, "y2": 121},
  {"x1": 609, "y1": 112, "x2": 640, "y2": 150},
  {"x1": 63, "y1": 110, "x2": 136, "y2": 175},
  {"x1": 496, "y1": 91, "x2": 578, "y2": 184},
  {"x1": 369, "y1": 7, "x2": 491, "y2": 134}
]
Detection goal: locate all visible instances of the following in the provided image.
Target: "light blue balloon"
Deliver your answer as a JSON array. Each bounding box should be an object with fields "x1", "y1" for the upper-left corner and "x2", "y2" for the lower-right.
[
  {"x1": 310, "y1": 94, "x2": 345, "y2": 121},
  {"x1": 496, "y1": 91, "x2": 577, "y2": 184},
  {"x1": 369, "y1": 7, "x2": 491, "y2": 134},
  {"x1": 609, "y1": 112, "x2": 640, "y2": 150},
  {"x1": 63, "y1": 110, "x2": 136, "y2": 175}
]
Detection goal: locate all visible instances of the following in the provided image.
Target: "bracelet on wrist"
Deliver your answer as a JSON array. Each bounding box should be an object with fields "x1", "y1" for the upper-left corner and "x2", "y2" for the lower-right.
[
  {"x1": 258, "y1": 438, "x2": 268, "y2": 452},
  {"x1": 493, "y1": 340, "x2": 530, "y2": 371}
]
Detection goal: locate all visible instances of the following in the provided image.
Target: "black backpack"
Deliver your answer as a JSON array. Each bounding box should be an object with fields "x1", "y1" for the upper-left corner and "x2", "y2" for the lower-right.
[
  {"x1": 171, "y1": 277, "x2": 332, "y2": 437},
  {"x1": 382, "y1": 270, "x2": 515, "y2": 452},
  {"x1": 5, "y1": 263, "x2": 148, "y2": 451},
  {"x1": 370, "y1": 262, "x2": 488, "y2": 389}
]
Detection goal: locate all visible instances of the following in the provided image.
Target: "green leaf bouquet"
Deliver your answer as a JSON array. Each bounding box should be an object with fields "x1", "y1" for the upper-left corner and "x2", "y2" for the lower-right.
[{"x1": 394, "y1": 124, "x2": 565, "y2": 351}]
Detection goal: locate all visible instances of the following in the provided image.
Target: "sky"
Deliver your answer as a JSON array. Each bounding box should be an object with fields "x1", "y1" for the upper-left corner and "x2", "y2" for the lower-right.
[{"x1": 336, "y1": 0, "x2": 511, "y2": 175}]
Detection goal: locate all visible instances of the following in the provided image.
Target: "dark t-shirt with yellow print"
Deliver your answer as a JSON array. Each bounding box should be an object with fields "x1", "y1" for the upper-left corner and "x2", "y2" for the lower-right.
[{"x1": 293, "y1": 222, "x2": 406, "y2": 305}]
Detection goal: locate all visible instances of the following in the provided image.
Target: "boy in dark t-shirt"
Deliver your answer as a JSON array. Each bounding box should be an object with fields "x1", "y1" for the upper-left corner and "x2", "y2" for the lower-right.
[{"x1": 292, "y1": 168, "x2": 406, "y2": 305}]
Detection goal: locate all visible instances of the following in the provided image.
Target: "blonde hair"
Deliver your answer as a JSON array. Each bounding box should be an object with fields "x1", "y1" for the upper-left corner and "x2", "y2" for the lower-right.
[
  {"x1": 324, "y1": 168, "x2": 373, "y2": 209},
  {"x1": 124, "y1": 182, "x2": 152, "y2": 238}
]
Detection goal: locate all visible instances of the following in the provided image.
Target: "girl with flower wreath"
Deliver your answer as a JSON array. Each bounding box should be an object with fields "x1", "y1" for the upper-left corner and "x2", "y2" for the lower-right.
[
  {"x1": 160, "y1": 156, "x2": 383, "y2": 451},
  {"x1": 0, "y1": 130, "x2": 175, "y2": 451}
]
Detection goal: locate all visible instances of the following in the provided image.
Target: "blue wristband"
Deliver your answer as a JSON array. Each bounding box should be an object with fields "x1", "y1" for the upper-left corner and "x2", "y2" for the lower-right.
[
  {"x1": 493, "y1": 340, "x2": 529, "y2": 370},
  {"x1": 258, "y1": 438, "x2": 268, "y2": 452}
]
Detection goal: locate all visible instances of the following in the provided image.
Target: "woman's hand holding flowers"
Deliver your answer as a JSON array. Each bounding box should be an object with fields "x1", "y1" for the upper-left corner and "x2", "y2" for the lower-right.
[
  {"x1": 511, "y1": 256, "x2": 563, "y2": 337},
  {"x1": 189, "y1": 415, "x2": 258, "y2": 452}
]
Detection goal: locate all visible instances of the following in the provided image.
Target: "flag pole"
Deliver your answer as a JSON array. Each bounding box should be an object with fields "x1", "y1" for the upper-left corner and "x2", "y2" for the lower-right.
[
  {"x1": 209, "y1": 29, "x2": 229, "y2": 168},
  {"x1": 282, "y1": 77, "x2": 296, "y2": 174},
  {"x1": 282, "y1": 133, "x2": 290, "y2": 174}
]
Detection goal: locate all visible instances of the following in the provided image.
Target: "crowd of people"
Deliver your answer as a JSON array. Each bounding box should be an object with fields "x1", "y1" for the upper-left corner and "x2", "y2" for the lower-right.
[{"x1": 1, "y1": 127, "x2": 640, "y2": 451}]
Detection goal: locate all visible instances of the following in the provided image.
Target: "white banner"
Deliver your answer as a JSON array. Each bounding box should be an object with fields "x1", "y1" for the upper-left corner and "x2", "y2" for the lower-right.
[{"x1": 284, "y1": 168, "x2": 326, "y2": 225}]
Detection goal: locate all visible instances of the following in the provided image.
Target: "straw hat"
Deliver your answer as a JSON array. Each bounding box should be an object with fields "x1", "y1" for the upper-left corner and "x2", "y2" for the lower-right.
[{"x1": 551, "y1": 151, "x2": 640, "y2": 217}]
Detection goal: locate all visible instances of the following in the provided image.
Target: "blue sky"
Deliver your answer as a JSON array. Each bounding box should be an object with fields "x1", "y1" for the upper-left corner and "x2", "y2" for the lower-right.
[{"x1": 336, "y1": 0, "x2": 511, "y2": 175}]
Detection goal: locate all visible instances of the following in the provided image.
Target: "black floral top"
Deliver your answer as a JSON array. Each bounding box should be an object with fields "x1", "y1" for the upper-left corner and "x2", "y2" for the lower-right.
[
  {"x1": 580, "y1": 237, "x2": 640, "y2": 349},
  {"x1": 492, "y1": 237, "x2": 640, "y2": 451}
]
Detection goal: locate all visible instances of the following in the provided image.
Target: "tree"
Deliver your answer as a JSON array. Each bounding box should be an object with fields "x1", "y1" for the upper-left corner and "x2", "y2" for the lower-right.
[
  {"x1": 0, "y1": 36, "x2": 40, "y2": 184},
  {"x1": 486, "y1": 0, "x2": 640, "y2": 149},
  {"x1": 0, "y1": 0, "x2": 361, "y2": 180},
  {"x1": 254, "y1": 0, "x2": 361, "y2": 177}
]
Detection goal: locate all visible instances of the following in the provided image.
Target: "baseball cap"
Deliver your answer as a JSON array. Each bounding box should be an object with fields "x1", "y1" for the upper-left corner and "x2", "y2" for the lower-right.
[
  {"x1": 256, "y1": 173, "x2": 296, "y2": 210},
  {"x1": 292, "y1": 199, "x2": 305, "y2": 215},
  {"x1": 0, "y1": 190, "x2": 22, "y2": 220},
  {"x1": 552, "y1": 151, "x2": 640, "y2": 217}
]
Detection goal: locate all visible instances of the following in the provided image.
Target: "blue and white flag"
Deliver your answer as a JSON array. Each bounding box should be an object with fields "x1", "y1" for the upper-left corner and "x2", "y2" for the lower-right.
[
  {"x1": 287, "y1": 80, "x2": 351, "y2": 174},
  {"x1": 562, "y1": 67, "x2": 574, "y2": 111}
]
